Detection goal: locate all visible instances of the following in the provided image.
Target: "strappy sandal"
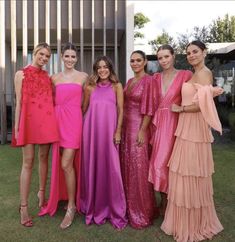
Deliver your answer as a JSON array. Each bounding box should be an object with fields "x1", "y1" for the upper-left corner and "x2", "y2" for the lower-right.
[
  {"x1": 60, "y1": 206, "x2": 76, "y2": 230},
  {"x1": 19, "y1": 204, "x2": 33, "y2": 227}
]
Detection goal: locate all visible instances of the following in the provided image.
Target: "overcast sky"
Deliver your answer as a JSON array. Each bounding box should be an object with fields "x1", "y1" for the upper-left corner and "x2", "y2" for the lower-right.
[{"x1": 134, "y1": 0, "x2": 235, "y2": 42}]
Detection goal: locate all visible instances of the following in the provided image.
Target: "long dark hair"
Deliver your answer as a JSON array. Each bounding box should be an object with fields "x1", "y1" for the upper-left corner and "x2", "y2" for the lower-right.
[
  {"x1": 186, "y1": 40, "x2": 207, "y2": 51},
  {"x1": 89, "y1": 56, "x2": 119, "y2": 85},
  {"x1": 131, "y1": 50, "x2": 148, "y2": 72},
  {"x1": 61, "y1": 42, "x2": 78, "y2": 56}
]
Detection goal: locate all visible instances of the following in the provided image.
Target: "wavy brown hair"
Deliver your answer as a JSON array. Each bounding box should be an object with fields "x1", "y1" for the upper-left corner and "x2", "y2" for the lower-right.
[{"x1": 89, "y1": 56, "x2": 119, "y2": 86}]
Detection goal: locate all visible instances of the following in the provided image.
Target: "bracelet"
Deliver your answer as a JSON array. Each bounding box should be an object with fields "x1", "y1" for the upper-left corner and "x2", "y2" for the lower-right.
[{"x1": 182, "y1": 106, "x2": 185, "y2": 112}]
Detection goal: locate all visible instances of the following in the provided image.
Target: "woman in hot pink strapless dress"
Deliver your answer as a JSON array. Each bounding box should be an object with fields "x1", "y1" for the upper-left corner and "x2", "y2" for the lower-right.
[
  {"x1": 39, "y1": 43, "x2": 88, "y2": 230},
  {"x1": 161, "y1": 40, "x2": 223, "y2": 242},
  {"x1": 13, "y1": 43, "x2": 59, "y2": 227},
  {"x1": 146, "y1": 45, "x2": 192, "y2": 216}
]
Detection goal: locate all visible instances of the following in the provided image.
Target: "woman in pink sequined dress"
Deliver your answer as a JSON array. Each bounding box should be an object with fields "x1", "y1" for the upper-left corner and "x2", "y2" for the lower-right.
[
  {"x1": 120, "y1": 50, "x2": 156, "y2": 229},
  {"x1": 13, "y1": 43, "x2": 59, "y2": 227},
  {"x1": 147, "y1": 45, "x2": 192, "y2": 216}
]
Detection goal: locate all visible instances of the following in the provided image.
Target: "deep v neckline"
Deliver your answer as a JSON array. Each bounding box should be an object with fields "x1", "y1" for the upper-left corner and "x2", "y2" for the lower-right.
[
  {"x1": 160, "y1": 71, "x2": 179, "y2": 97},
  {"x1": 126, "y1": 75, "x2": 146, "y2": 95}
]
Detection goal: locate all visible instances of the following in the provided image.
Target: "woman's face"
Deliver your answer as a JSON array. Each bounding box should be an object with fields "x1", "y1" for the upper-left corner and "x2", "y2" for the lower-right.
[
  {"x1": 97, "y1": 60, "x2": 110, "y2": 81},
  {"x1": 62, "y1": 49, "x2": 77, "y2": 69},
  {"x1": 186, "y1": 44, "x2": 205, "y2": 66},
  {"x1": 130, "y1": 53, "x2": 146, "y2": 74},
  {"x1": 33, "y1": 48, "x2": 51, "y2": 67},
  {"x1": 157, "y1": 49, "x2": 174, "y2": 70}
]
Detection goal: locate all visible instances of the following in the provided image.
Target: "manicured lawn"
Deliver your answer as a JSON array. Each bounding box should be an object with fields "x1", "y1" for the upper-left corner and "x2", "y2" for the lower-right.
[{"x1": 0, "y1": 143, "x2": 234, "y2": 242}]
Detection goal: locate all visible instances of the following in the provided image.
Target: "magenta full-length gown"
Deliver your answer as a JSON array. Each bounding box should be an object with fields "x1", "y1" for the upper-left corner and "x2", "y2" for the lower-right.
[
  {"x1": 80, "y1": 81, "x2": 127, "y2": 229},
  {"x1": 120, "y1": 75, "x2": 156, "y2": 229},
  {"x1": 148, "y1": 70, "x2": 192, "y2": 193},
  {"x1": 39, "y1": 83, "x2": 83, "y2": 216}
]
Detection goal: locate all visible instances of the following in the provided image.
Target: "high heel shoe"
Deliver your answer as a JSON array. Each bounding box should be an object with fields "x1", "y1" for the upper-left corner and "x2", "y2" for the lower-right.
[
  {"x1": 19, "y1": 204, "x2": 33, "y2": 227},
  {"x1": 37, "y1": 189, "x2": 47, "y2": 208},
  {"x1": 60, "y1": 206, "x2": 76, "y2": 230}
]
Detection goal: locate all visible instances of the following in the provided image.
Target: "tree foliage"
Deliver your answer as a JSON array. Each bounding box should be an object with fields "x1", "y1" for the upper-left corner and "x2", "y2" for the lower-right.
[
  {"x1": 209, "y1": 14, "x2": 235, "y2": 42},
  {"x1": 148, "y1": 30, "x2": 177, "y2": 52},
  {"x1": 134, "y1": 12, "x2": 150, "y2": 39},
  {"x1": 148, "y1": 14, "x2": 235, "y2": 53}
]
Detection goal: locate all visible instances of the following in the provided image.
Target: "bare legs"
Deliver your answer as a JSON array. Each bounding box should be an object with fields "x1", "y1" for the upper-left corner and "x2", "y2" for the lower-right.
[
  {"x1": 19, "y1": 144, "x2": 50, "y2": 226},
  {"x1": 38, "y1": 144, "x2": 50, "y2": 207},
  {"x1": 20, "y1": 144, "x2": 35, "y2": 225},
  {"x1": 160, "y1": 192, "x2": 167, "y2": 216},
  {"x1": 60, "y1": 148, "x2": 77, "y2": 229}
]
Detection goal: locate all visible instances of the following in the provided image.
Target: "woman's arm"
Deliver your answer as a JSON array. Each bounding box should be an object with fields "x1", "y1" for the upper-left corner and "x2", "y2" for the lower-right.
[
  {"x1": 137, "y1": 115, "x2": 151, "y2": 146},
  {"x1": 82, "y1": 84, "x2": 92, "y2": 114},
  {"x1": 114, "y1": 83, "x2": 124, "y2": 144},
  {"x1": 14, "y1": 71, "x2": 24, "y2": 139},
  {"x1": 172, "y1": 68, "x2": 213, "y2": 114}
]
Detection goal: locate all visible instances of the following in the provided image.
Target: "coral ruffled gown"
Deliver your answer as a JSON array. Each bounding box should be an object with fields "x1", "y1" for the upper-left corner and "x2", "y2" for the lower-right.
[
  {"x1": 120, "y1": 75, "x2": 156, "y2": 229},
  {"x1": 39, "y1": 83, "x2": 83, "y2": 216},
  {"x1": 161, "y1": 83, "x2": 224, "y2": 242},
  {"x1": 80, "y1": 82, "x2": 127, "y2": 229}
]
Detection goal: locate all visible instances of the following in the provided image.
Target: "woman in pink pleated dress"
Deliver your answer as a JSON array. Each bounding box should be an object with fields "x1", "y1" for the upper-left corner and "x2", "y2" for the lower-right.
[
  {"x1": 147, "y1": 45, "x2": 192, "y2": 215},
  {"x1": 120, "y1": 50, "x2": 156, "y2": 229},
  {"x1": 13, "y1": 43, "x2": 59, "y2": 227},
  {"x1": 39, "y1": 43, "x2": 88, "y2": 229},
  {"x1": 161, "y1": 40, "x2": 223, "y2": 242}
]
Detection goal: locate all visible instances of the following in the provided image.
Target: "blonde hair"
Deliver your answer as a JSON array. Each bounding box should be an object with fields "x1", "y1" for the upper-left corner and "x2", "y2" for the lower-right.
[{"x1": 33, "y1": 42, "x2": 51, "y2": 56}]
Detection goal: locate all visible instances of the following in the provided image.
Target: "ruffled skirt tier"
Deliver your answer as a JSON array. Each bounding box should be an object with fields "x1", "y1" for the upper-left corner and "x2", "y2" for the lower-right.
[{"x1": 161, "y1": 137, "x2": 223, "y2": 242}]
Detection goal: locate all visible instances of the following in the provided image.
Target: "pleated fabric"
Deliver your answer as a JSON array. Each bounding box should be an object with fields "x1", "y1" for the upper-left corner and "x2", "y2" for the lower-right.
[{"x1": 161, "y1": 83, "x2": 223, "y2": 242}]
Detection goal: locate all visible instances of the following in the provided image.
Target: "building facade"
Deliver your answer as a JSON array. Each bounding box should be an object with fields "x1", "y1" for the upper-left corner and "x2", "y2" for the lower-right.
[{"x1": 0, "y1": 0, "x2": 134, "y2": 144}]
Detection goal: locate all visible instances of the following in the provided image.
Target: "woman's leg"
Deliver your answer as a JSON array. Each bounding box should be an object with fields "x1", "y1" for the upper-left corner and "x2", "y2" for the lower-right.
[
  {"x1": 60, "y1": 148, "x2": 76, "y2": 229},
  {"x1": 20, "y1": 144, "x2": 35, "y2": 225},
  {"x1": 160, "y1": 192, "x2": 167, "y2": 216},
  {"x1": 37, "y1": 144, "x2": 51, "y2": 207}
]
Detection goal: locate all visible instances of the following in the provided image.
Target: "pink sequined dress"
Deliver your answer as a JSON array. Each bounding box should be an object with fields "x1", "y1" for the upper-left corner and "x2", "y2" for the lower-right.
[
  {"x1": 120, "y1": 75, "x2": 156, "y2": 229},
  {"x1": 39, "y1": 83, "x2": 83, "y2": 216},
  {"x1": 12, "y1": 65, "x2": 59, "y2": 146},
  {"x1": 148, "y1": 70, "x2": 192, "y2": 193},
  {"x1": 161, "y1": 83, "x2": 223, "y2": 242}
]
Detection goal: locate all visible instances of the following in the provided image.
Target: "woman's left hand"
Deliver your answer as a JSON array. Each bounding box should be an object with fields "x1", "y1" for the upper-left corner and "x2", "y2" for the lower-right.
[
  {"x1": 171, "y1": 103, "x2": 183, "y2": 113},
  {"x1": 114, "y1": 131, "x2": 121, "y2": 145},
  {"x1": 137, "y1": 129, "x2": 145, "y2": 146}
]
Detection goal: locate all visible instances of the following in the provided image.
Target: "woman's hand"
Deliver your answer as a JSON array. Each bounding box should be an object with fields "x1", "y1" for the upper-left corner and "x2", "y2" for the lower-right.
[
  {"x1": 137, "y1": 129, "x2": 145, "y2": 146},
  {"x1": 171, "y1": 103, "x2": 183, "y2": 113},
  {"x1": 114, "y1": 131, "x2": 121, "y2": 145}
]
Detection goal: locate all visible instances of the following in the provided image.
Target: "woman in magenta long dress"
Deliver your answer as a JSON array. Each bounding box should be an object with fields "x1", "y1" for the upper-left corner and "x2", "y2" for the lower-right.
[
  {"x1": 120, "y1": 50, "x2": 156, "y2": 229},
  {"x1": 147, "y1": 45, "x2": 192, "y2": 215},
  {"x1": 80, "y1": 56, "x2": 127, "y2": 229},
  {"x1": 13, "y1": 43, "x2": 59, "y2": 227},
  {"x1": 39, "y1": 43, "x2": 88, "y2": 229},
  {"x1": 161, "y1": 40, "x2": 223, "y2": 242}
]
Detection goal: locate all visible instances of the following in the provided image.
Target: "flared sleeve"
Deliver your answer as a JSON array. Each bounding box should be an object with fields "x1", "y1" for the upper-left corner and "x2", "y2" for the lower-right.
[
  {"x1": 141, "y1": 75, "x2": 158, "y2": 116},
  {"x1": 192, "y1": 84, "x2": 223, "y2": 134}
]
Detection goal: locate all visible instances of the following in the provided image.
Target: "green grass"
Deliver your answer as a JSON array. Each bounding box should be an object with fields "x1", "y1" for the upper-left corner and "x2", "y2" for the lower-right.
[{"x1": 0, "y1": 143, "x2": 234, "y2": 242}]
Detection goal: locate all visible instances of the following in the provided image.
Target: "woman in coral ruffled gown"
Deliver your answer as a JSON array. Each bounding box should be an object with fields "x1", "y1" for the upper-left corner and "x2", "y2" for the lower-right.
[
  {"x1": 39, "y1": 43, "x2": 88, "y2": 229},
  {"x1": 13, "y1": 43, "x2": 59, "y2": 227},
  {"x1": 80, "y1": 56, "x2": 127, "y2": 229},
  {"x1": 161, "y1": 40, "x2": 223, "y2": 242},
  {"x1": 148, "y1": 45, "x2": 192, "y2": 215},
  {"x1": 120, "y1": 50, "x2": 156, "y2": 229}
]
